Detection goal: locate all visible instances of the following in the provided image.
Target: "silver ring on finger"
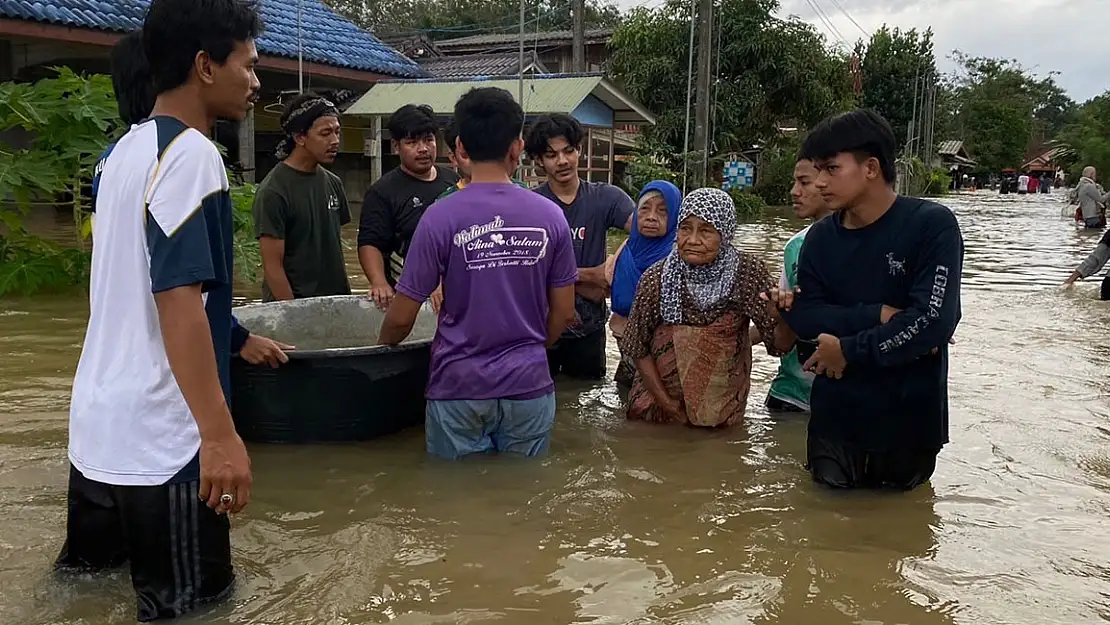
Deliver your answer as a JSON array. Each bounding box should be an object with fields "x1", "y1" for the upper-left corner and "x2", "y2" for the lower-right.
[{"x1": 220, "y1": 493, "x2": 234, "y2": 505}]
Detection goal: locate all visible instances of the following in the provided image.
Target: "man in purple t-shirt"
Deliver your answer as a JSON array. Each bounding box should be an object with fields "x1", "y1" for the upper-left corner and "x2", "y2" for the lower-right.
[{"x1": 378, "y1": 87, "x2": 578, "y2": 460}]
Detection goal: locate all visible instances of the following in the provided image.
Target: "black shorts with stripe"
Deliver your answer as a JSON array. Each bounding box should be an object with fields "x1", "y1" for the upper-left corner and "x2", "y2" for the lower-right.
[{"x1": 55, "y1": 464, "x2": 235, "y2": 622}]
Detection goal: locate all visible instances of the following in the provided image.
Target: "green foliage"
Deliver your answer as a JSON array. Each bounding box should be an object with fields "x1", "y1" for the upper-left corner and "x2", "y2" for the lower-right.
[
  {"x1": 608, "y1": 0, "x2": 855, "y2": 158},
  {"x1": 0, "y1": 67, "x2": 116, "y2": 297},
  {"x1": 230, "y1": 183, "x2": 261, "y2": 283},
  {"x1": 855, "y1": 26, "x2": 937, "y2": 147},
  {"x1": 325, "y1": 0, "x2": 620, "y2": 38},
  {"x1": 750, "y1": 133, "x2": 802, "y2": 206},
  {"x1": 728, "y1": 188, "x2": 766, "y2": 220},
  {"x1": 925, "y1": 168, "x2": 951, "y2": 196},
  {"x1": 0, "y1": 234, "x2": 90, "y2": 296},
  {"x1": 624, "y1": 152, "x2": 680, "y2": 196},
  {"x1": 1052, "y1": 92, "x2": 1110, "y2": 180},
  {"x1": 895, "y1": 157, "x2": 948, "y2": 197},
  {"x1": 945, "y1": 53, "x2": 1073, "y2": 172},
  {"x1": 0, "y1": 69, "x2": 261, "y2": 297},
  {"x1": 0, "y1": 67, "x2": 118, "y2": 217}
]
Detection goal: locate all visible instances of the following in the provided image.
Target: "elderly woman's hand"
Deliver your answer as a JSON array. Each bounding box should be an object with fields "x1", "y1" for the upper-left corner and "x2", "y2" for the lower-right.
[
  {"x1": 760, "y1": 286, "x2": 799, "y2": 317},
  {"x1": 659, "y1": 395, "x2": 686, "y2": 422}
]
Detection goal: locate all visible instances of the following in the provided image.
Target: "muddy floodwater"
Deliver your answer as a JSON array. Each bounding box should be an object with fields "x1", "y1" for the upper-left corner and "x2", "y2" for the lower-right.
[{"x1": 3, "y1": 192, "x2": 1110, "y2": 625}]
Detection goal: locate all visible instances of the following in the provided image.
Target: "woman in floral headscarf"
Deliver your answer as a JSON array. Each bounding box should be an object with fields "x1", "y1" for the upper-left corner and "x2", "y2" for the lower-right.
[{"x1": 619, "y1": 188, "x2": 796, "y2": 427}]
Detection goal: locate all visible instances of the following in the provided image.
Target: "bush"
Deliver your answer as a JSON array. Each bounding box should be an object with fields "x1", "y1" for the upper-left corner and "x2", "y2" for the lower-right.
[
  {"x1": 923, "y1": 168, "x2": 951, "y2": 196},
  {"x1": 229, "y1": 182, "x2": 261, "y2": 283},
  {"x1": 728, "y1": 188, "x2": 767, "y2": 220},
  {"x1": 624, "y1": 152, "x2": 680, "y2": 196},
  {"x1": 750, "y1": 134, "x2": 802, "y2": 207},
  {"x1": 0, "y1": 234, "x2": 90, "y2": 296}
]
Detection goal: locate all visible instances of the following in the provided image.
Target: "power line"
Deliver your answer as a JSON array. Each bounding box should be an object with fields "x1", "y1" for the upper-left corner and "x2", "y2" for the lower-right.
[
  {"x1": 826, "y1": 0, "x2": 869, "y2": 38},
  {"x1": 804, "y1": 0, "x2": 845, "y2": 45}
]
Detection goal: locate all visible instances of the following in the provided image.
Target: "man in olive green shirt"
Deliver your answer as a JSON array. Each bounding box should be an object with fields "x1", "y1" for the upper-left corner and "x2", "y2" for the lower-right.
[{"x1": 254, "y1": 94, "x2": 352, "y2": 302}]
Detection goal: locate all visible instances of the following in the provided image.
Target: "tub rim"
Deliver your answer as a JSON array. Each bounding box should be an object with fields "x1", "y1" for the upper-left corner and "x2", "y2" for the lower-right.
[{"x1": 231, "y1": 295, "x2": 436, "y2": 361}]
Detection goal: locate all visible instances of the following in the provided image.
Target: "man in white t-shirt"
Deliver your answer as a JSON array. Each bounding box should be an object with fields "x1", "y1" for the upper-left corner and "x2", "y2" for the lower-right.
[
  {"x1": 56, "y1": 0, "x2": 281, "y2": 620},
  {"x1": 1017, "y1": 173, "x2": 1030, "y2": 195}
]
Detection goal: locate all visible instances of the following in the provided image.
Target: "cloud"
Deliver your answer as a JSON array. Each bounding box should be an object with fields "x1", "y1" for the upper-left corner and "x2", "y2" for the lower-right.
[{"x1": 615, "y1": 0, "x2": 1110, "y2": 101}]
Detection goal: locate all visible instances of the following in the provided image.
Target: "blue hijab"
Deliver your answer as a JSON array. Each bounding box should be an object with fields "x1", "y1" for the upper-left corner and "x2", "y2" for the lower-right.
[{"x1": 611, "y1": 180, "x2": 682, "y2": 317}]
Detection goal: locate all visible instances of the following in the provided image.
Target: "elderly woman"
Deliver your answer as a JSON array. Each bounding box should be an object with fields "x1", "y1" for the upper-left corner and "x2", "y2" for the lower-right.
[
  {"x1": 605, "y1": 181, "x2": 682, "y2": 393},
  {"x1": 618, "y1": 188, "x2": 795, "y2": 426}
]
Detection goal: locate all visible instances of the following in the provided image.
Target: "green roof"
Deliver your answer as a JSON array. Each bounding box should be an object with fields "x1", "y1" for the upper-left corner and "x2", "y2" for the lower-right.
[{"x1": 344, "y1": 74, "x2": 656, "y2": 125}]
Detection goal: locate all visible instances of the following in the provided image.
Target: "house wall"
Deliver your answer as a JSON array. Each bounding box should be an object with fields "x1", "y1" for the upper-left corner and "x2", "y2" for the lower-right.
[
  {"x1": 570, "y1": 95, "x2": 614, "y2": 128},
  {"x1": 537, "y1": 42, "x2": 609, "y2": 73},
  {"x1": 6, "y1": 38, "x2": 107, "y2": 79}
]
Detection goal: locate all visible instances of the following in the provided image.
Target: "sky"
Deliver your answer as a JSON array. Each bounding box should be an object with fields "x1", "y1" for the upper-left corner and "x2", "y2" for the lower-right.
[{"x1": 615, "y1": 0, "x2": 1109, "y2": 102}]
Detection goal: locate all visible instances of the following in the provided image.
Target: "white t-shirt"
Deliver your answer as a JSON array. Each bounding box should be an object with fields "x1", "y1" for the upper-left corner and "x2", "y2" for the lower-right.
[
  {"x1": 1018, "y1": 175, "x2": 1029, "y2": 189},
  {"x1": 69, "y1": 116, "x2": 236, "y2": 486}
]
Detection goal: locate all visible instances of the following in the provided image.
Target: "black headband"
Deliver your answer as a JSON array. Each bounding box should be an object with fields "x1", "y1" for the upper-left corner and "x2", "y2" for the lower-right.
[{"x1": 274, "y1": 97, "x2": 340, "y2": 159}]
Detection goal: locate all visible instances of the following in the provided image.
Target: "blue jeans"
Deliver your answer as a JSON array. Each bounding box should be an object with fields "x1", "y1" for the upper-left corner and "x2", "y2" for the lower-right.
[{"x1": 425, "y1": 393, "x2": 556, "y2": 460}]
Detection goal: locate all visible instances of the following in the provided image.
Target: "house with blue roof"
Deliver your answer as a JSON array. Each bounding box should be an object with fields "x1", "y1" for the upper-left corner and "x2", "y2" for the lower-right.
[{"x1": 0, "y1": 0, "x2": 425, "y2": 196}]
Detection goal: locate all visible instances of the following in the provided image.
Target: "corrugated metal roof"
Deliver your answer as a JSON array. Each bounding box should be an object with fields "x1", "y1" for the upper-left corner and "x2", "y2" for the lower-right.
[
  {"x1": 419, "y1": 52, "x2": 548, "y2": 79},
  {"x1": 344, "y1": 74, "x2": 655, "y2": 125},
  {"x1": 436, "y1": 28, "x2": 613, "y2": 49},
  {"x1": 937, "y1": 140, "x2": 965, "y2": 156},
  {"x1": 0, "y1": 0, "x2": 424, "y2": 77},
  {"x1": 346, "y1": 75, "x2": 596, "y2": 116}
]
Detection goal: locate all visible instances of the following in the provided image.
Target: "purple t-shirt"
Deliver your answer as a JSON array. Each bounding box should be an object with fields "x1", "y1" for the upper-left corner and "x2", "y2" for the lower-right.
[{"x1": 396, "y1": 182, "x2": 579, "y2": 401}]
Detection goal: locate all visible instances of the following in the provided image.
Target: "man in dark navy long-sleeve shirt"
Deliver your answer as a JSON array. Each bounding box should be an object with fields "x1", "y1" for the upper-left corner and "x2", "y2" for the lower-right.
[{"x1": 776, "y1": 109, "x2": 964, "y2": 491}]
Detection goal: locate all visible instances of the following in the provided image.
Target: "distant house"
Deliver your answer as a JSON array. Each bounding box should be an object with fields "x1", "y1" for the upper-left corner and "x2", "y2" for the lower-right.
[
  {"x1": 937, "y1": 140, "x2": 976, "y2": 171},
  {"x1": 419, "y1": 51, "x2": 550, "y2": 79},
  {"x1": 0, "y1": 0, "x2": 423, "y2": 199},
  {"x1": 345, "y1": 74, "x2": 655, "y2": 185},
  {"x1": 1022, "y1": 147, "x2": 1065, "y2": 177},
  {"x1": 435, "y1": 29, "x2": 614, "y2": 75},
  {"x1": 381, "y1": 32, "x2": 442, "y2": 61}
]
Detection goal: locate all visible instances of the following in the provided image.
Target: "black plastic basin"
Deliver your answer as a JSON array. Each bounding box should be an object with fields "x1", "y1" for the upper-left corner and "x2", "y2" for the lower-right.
[{"x1": 229, "y1": 295, "x2": 436, "y2": 443}]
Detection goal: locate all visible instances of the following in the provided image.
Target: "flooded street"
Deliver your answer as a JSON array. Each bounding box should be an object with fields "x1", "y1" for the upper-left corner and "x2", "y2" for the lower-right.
[{"x1": 4, "y1": 191, "x2": 1110, "y2": 625}]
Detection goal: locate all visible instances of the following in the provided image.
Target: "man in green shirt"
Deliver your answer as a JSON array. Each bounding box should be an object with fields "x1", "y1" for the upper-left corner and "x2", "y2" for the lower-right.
[
  {"x1": 436, "y1": 120, "x2": 528, "y2": 202},
  {"x1": 254, "y1": 93, "x2": 352, "y2": 301},
  {"x1": 761, "y1": 156, "x2": 832, "y2": 412}
]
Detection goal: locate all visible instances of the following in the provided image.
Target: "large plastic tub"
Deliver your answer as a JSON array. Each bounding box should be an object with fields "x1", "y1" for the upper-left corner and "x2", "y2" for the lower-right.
[{"x1": 229, "y1": 295, "x2": 436, "y2": 443}]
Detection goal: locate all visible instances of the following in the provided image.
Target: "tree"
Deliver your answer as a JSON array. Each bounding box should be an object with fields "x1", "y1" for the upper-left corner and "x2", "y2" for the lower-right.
[
  {"x1": 1052, "y1": 93, "x2": 1110, "y2": 180},
  {"x1": 1030, "y1": 78, "x2": 1076, "y2": 144},
  {"x1": 608, "y1": 0, "x2": 854, "y2": 169},
  {"x1": 855, "y1": 25, "x2": 937, "y2": 149},
  {"x1": 0, "y1": 69, "x2": 260, "y2": 296},
  {"x1": 324, "y1": 0, "x2": 621, "y2": 39},
  {"x1": 945, "y1": 53, "x2": 1067, "y2": 173}
]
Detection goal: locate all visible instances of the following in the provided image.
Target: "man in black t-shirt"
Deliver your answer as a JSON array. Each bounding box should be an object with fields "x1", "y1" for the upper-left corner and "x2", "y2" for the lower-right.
[
  {"x1": 357, "y1": 104, "x2": 458, "y2": 309},
  {"x1": 254, "y1": 93, "x2": 351, "y2": 302},
  {"x1": 526, "y1": 114, "x2": 634, "y2": 380},
  {"x1": 775, "y1": 109, "x2": 964, "y2": 492}
]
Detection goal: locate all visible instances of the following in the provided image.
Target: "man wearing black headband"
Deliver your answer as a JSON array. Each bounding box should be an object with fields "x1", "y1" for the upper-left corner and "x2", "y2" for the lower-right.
[{"x1": 253, "y1": 93, "x2": 352, "y2": 301}]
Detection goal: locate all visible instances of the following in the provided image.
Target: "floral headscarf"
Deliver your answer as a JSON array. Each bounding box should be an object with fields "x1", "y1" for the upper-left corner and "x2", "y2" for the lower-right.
[{"x1": 659, "y1": 188, "x2": 740, "y2": 325}]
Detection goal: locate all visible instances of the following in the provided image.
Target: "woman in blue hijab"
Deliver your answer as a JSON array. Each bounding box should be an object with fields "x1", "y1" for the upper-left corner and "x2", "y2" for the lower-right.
[{"x1": 604, "y1": 180, "x2": 682, "y2": 394}]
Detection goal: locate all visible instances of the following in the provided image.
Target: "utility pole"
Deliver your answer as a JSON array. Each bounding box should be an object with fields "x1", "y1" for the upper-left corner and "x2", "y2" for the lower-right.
[
  {"x1": 572, "y1": 0, "x2": 586, "y2": 73},
  {"x1": 690, "y1": 0, "x2": 713, "y2": 187},
  {"x1": 518, "y1": 0, "x2": 525, "y2": 105}
]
